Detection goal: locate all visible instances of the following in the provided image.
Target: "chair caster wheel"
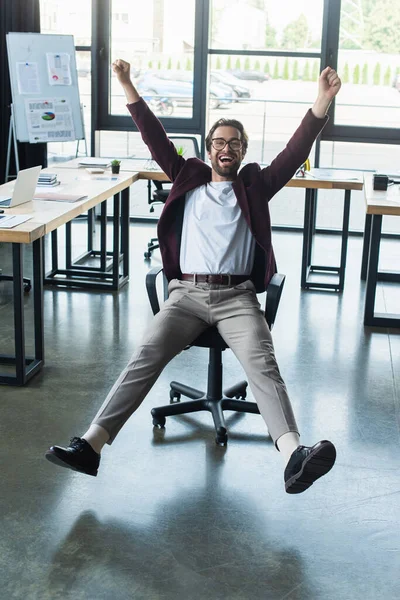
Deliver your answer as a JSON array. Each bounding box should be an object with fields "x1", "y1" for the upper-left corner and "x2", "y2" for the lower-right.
[
  {"x1": 24, "y1": 284, "x2": 31, "y2": 293},
  {"x1": 170, "y1": 390, "x2": 181, "y2": 403},
  {"x1": 144, "y1": 251, "x2": 151, "y2": 259},
  {"x1": 216, "y1": 434, "x2": 228, "y2": 447},
  {"x1": 152, "y1": 416, "x2": 166, "y2": 428}
]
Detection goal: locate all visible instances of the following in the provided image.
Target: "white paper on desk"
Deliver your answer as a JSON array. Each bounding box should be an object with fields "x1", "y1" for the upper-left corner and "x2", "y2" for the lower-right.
[
  {"x1": 0, "y1": 215, "x2": 33, "y2": 228},
  {"x1": 309, "y1": 168, "x2": 363, "y2": 181},
  {"x1": 34, "y1": 192, "x2": 87, "y2": 202},
  {"x1": 78, "y1": 158, "x2": 111, "y2": 168}
]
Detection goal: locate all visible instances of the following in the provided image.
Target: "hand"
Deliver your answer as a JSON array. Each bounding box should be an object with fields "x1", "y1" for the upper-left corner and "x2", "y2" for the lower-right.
[
  {"x1": 318, "y1": 66, "x2": 341, "y2": 101},
  {"x1": 112, "y1": 59, "x2": 131, "y2": 86}
]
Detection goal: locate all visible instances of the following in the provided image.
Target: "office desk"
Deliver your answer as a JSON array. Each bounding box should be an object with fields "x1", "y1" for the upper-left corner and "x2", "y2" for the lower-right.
[
  {"x1": 2, "y1": 170, "x2": 137, "y2": 290},
  {"x1": 361, "y1": 174, "x2": 400, "y2": 327},
  {"x1": 0, "y1": 171, "x2": 136, "y2": 384},
  {"x1": 287, "y1": 169, "x2": 364, "y2": 292}
]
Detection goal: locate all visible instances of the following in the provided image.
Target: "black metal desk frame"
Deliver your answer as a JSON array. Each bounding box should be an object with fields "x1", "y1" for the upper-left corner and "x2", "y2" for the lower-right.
[
  {"x1": 0, "y1": 239, "x2": 44, "y2": 386},
  {"x1": 44, "y1": 188, "x2": 130, "y2": 291},
  {"x1": 301, "y1": 187, "x2": 351, "y2": 292},
  {"x1": 361, "y1": 213, "x2": 400, "y2": 327}
]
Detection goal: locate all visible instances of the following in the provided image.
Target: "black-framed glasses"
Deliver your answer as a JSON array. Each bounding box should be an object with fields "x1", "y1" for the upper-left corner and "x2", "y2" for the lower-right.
[{"x1": 211, "y1": 137, "x2": 243, "y2": 151}]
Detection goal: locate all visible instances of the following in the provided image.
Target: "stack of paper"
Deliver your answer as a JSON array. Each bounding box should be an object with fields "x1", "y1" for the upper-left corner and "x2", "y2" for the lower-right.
[
  {"x1": 78, "y1": 158, "x2": 111, "y2": 168},
  {"x1": 37, "y1": 173, "x2": 60, "y2": 187}
]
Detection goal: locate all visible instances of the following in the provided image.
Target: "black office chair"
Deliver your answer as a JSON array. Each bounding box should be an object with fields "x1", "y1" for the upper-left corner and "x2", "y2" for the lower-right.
[
  {"x1": 0, "y1": 269, "x2": 31, "y2": 292},
  {"x1": 144, "y1": 136, "x2": 201, "y2": 260},
  {"x1": 146, "y1": 267, "x2": 285, "y2": 446}
]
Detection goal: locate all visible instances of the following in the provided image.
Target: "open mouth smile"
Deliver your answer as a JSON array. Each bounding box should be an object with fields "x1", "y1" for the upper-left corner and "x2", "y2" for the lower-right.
[{"x1": 218, "y1": 154, "x2": 235, "y2": 166}]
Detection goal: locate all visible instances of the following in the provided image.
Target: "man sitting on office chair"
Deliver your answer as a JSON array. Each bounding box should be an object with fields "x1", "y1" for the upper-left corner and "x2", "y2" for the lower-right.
[{"x1": 46, "y1": 59, "x2": 341, "y2": 494}]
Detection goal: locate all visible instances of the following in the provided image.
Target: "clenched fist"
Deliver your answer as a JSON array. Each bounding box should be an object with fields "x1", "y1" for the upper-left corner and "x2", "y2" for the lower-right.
[{"x1": 112, "y1": 59, "x2": 131, "y2": 86}]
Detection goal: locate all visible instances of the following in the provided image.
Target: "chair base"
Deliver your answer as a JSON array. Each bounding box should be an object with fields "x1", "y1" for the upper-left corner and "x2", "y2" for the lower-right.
[
  {"x1": 151, "y1": 380, "x2": 261, "y2": 446},
  {"x1": 0, "y1": 274, "x2": 31, "y2": 292},
  {"x1": 144, "y1": 238, "x2": 159, "y2": 260}
]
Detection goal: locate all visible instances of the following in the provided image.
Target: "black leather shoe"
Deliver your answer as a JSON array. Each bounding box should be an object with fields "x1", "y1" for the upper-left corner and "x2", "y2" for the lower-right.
[
  {"x1": 285, "y1": 440, "x2": 336, "y2": 494},
  {"x1": 45, "y1": 437, "x2": 100, "y2": 476}
]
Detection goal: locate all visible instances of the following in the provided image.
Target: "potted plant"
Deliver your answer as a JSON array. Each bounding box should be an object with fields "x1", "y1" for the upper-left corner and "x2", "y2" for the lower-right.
[
  {"x1": 176, "y1": 146, "x2": 185, "y2": 156},
  {"x1": 111, "y1": 159, "x2": 121, "y2": 174}
]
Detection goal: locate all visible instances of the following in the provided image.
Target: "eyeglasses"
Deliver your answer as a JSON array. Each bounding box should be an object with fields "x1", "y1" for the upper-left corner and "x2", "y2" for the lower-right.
[{"x1": 211, "y1": 138, "x2": 243, "y2": 151}]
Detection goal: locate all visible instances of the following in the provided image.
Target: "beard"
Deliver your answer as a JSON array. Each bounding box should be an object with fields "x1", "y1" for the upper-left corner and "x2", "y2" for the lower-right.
[{"x1": 210, "y1": 155, "x2": 241, "y2": 178}]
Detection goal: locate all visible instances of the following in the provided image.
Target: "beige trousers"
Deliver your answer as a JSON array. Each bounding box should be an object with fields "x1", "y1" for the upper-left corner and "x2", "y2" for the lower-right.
[{"x1": 93, "y1": 279, "x2": 299, "y2": 445}]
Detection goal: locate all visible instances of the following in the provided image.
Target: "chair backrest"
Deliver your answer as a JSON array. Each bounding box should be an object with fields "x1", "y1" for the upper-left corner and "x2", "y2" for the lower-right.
[
  {"x1": 167, "y1": 136, "x2": 201, "y2": 159},
  {"x1": 150, "y1": 136, "x2": 201, "y2": 205}
]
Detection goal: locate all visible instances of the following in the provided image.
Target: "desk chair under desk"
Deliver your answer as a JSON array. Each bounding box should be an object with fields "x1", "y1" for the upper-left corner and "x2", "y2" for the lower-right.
[
  {"x1": 0, "y1": 269, "x2": 31, "y2": 292},
  {"x1": 146, "y1": 268, "x2": 285, "y2": 446}
]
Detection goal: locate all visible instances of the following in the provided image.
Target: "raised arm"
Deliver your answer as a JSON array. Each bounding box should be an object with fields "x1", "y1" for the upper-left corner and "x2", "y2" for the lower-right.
[
  {"x1": 112, "y1": 59, "x2": 141, "y2": 104},
  {"x1": 261, "y1": 67, "x2": 342, "y2": 198},
  {"x1": 112, "y1": 59, "x2": 185, "y2": 180}
]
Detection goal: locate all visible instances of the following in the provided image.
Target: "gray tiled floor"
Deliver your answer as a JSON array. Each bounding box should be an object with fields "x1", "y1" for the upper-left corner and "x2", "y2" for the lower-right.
[{"x1": 0, "y1": 224, "x2": 399, "y2": 599}]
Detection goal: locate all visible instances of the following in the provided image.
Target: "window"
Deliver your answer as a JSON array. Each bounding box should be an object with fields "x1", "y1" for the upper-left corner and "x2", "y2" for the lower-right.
[
  {"x1": 335, "y1": 1, "x2": 400, "y2": 129},
  {"x1": 109, "y1": 0, "x2": 196, "y2": 120},
  {"x1": 210, "y1": 0, "x2": 324, "y2": 53}
]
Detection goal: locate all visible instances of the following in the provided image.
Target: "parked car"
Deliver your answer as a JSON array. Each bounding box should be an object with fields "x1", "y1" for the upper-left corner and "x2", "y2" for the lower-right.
[
  {"x1": 136, "y1": 70, "x2": 233, "y2": 109},
  {"x1": 227, "y1": 69, "x2": 270, "y2": 83},
  {"x1": 392, "y1": 74, "x2": 400, "y2": 91},
  {"x1": 211, "y1": 71, "x2": 251, "y2": 100}
]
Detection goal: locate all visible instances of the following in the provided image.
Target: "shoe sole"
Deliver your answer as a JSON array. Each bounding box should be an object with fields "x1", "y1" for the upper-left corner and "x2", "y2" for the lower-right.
[
  {"x1": 285, "y1": 441, "x2": 336, "y2": 494},
  {"x1": 45, "y1": 450, "x2": 98, "y2": 477}
]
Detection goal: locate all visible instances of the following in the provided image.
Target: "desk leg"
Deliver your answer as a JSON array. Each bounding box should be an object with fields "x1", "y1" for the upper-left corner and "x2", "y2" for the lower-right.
[
  {"x1": 51, "y1": 229, "x2": 58, "y2": 273},
  {"x1": 301, "y1": 188, "x2": 313, "y2": 289},
  {"x1": 66, "y1": 221, "x2": 72, "y2": 269},
  {"x1": 87, "y1": 208, "x2": 94, "y2": 251},
  {"x1": 121, "y1": 186, "x2": 130, "y2": 279},
  {"x1": 0, "y1": 241, "x2": 44, "y2": 386},
  {"x1": 100, "y1": 200, "x2": 107, "y2": 273},
  {"x1": 361, "y1": 214, "x2": 372, "y2": 281},
  {"x1": 12, "y1": 243, "x2": 26, "y2": 385},
  {"x1": 364, "y1": 215, "x2": 381, "y2": 326},
  {"x1": 338, "y1": 189, "x2": 351, "y2": 291},
  {"x1": 33, "y1": 238, "x2": 44, "y2": 363},
  {"x1": 112, "y1": 192, "x2": 121, "y2": 289}
]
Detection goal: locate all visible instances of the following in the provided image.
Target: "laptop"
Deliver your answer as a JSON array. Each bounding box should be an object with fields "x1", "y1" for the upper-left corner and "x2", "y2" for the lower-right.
[{"x1": 0, "y1": 165, "x2": 42, "y2": 207}]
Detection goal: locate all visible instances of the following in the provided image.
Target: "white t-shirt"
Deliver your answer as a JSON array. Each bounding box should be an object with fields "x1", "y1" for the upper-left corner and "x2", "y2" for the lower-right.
[{"x1": 180, "y1": 181, "x2": 255, "y2": 275}]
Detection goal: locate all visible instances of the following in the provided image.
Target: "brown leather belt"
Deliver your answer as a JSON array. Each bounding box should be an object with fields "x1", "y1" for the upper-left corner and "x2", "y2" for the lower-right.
[{"x1": 180, "y1": 273, "x2": 249, "y2": 285}]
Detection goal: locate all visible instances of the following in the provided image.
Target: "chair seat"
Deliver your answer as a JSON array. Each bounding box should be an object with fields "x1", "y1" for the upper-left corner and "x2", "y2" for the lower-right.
[
  {"x1": 192, "y1": 326, "x2": 228, "y2": 350},
  {"x1": 153, "y1": 190, "x2": 170, "y2": 202}
]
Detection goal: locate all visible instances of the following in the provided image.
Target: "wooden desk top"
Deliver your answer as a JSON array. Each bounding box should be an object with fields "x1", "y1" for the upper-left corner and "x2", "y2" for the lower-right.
[
  {"x1": 364, "y1": 174, "x2": 400, "y2": 216},
  {"x1": 56, "y1": 158, "x2": 364, "y2": 190},
  {"x1": 0, "y1": 221, "x2": 45, "y2": 244},
  {"x1": 0, "y1": 169, "x2": 137, "y2": 242}
]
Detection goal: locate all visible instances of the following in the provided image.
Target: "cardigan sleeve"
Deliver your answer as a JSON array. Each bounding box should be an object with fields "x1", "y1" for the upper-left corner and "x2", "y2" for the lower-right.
[
  {"x1": 260, "y1": 109, "x2": 328, "y2": 200},
  {"x1": 127, "y1": 99, "x2": 185, "y2": 182}
]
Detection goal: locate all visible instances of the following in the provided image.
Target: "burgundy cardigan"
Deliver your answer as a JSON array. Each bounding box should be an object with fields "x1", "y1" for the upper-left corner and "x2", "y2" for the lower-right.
[{"x1": 127, "y1": 99, "x2": 327, "y2": 292}]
